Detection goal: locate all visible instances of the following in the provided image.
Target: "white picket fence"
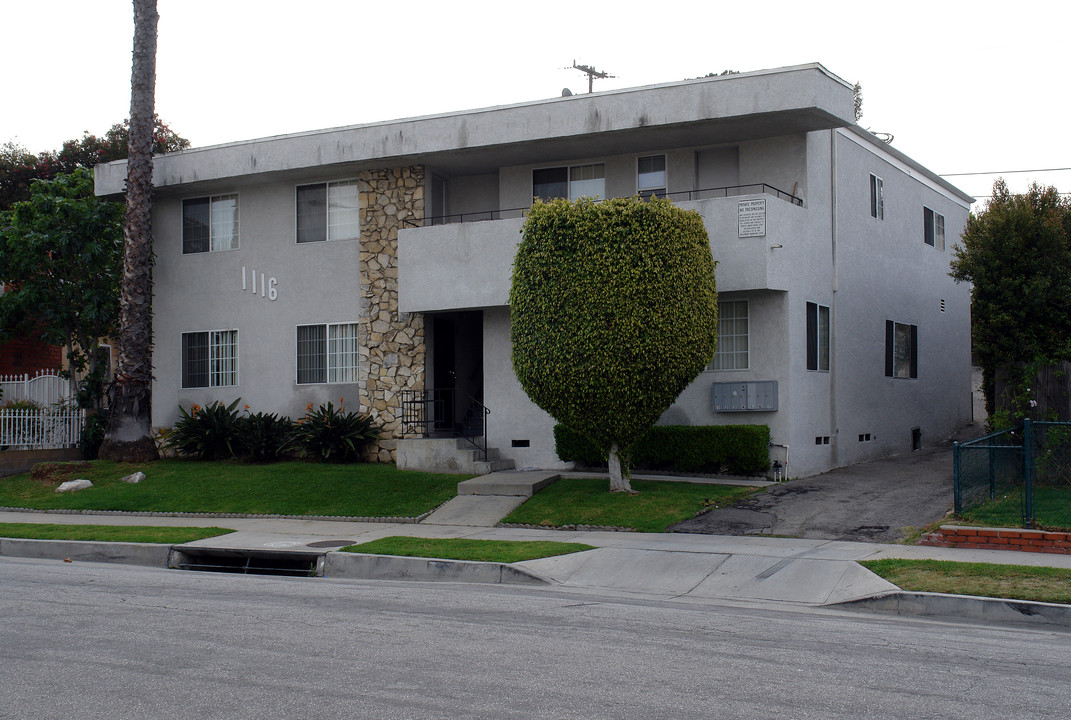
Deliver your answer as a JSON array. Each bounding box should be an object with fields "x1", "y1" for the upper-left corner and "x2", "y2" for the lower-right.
[
  {"x1": 0, "y1": 371, "x2": 75, "y2": 407},
  {"x1": 0, "y1": 371, "x2": 82, "y2": 449},
  {"x1": 0, "y1": 407, "x2": 85, "y2": 449}
]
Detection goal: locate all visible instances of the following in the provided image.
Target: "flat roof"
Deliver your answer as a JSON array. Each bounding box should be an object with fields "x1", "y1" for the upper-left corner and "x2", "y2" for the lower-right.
[{"x1": 95, "y1": 63, "x2": 857, "y2": 196}]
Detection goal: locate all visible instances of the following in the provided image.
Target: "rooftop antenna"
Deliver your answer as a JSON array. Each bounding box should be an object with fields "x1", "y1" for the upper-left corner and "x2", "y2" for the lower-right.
[{"x1": 567, "y1": 60, "x2": 614, "y2": 93}]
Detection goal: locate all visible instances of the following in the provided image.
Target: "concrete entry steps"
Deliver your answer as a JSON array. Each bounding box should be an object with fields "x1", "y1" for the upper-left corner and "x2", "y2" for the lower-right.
[{"x1": 396, "y1": 437, "x2": 515, "y2": 475}]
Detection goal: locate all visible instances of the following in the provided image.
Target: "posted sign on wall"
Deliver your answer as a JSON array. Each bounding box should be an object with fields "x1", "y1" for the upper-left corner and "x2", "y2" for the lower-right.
[{"x1": 738, "y1": 198, "x2": 767, "y2": 238}]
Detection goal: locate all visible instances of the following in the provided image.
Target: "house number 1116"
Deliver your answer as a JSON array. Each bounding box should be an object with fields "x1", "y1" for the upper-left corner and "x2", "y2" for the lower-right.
[{"x1": 242, "y1": 266, "x2": 278, "y2": 301}]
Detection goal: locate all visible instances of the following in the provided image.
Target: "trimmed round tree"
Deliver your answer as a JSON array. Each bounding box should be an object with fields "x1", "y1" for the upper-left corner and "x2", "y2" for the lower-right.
[{"x1": 510, "y1": 196, "x2": 718, "y2": 492}]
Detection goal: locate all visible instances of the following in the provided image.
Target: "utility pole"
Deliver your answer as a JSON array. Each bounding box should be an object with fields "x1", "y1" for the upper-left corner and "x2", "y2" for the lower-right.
[{"x1": 567, "y1": 60, "x2": 614, "y2": 93}]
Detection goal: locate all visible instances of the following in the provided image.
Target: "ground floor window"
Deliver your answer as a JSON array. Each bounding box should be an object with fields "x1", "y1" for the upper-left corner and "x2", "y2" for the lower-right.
[
  {"x1": 710, "y1": 300, "x2": 748, "y2": 370},
  {"x1": 297, "y1": 323, "x2": 358, "y2": 384},
  {"x1": 885, "y1": 320, "x2": 917, "y2": 379},
  {"x1": 182, "y1": 329, "x2": 238, "y2": 388}
]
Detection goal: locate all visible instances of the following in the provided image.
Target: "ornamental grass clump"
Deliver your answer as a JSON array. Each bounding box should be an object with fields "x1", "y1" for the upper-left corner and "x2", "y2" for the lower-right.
[{"x1": 287, "y1": 400, "x2": 380, "y2": 463}]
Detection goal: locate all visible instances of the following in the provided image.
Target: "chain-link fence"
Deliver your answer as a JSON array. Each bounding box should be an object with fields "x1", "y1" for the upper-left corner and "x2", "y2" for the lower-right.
[{"x1": 954, "y1": 419, "x2": 1071, "y2": 528}]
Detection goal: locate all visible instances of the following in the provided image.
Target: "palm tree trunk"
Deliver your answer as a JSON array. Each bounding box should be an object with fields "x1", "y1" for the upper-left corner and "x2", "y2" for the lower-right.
[{"x1": 99, "y1": 0, "x2": 159, "y2": 463}]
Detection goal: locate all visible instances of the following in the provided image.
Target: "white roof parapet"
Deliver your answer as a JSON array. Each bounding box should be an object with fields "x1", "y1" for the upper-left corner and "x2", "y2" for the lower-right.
[{"x1": 94, "y1": 63, "x2": 855, "y2": 197}]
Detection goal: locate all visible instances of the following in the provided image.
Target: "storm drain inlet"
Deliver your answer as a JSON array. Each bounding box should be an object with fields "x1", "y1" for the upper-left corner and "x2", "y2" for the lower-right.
[{"x1": 171, "y1": 548, "x2": 325, "y2": 577}]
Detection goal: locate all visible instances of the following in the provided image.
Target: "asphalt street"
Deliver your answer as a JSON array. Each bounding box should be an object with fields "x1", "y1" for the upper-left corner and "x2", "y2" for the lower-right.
[{"x1": 3, "y1": 557, "x2": 1070, "y2": 720}]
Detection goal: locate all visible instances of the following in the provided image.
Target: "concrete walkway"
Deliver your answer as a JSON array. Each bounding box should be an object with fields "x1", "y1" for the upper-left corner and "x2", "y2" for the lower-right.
[{"x1": 3, "y1": 505, "x2": 1071, "y2": 629}]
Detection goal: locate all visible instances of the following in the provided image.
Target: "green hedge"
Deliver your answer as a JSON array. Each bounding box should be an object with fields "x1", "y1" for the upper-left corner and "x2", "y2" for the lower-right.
[{"x1": 554, "y1": 424, "x2": 770, "y2": 476}]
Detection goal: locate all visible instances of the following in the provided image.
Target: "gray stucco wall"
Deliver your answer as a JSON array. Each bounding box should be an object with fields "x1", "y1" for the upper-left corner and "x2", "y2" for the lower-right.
[{"x1": 151, "y1": 178, "x2": 364, "y2": 430}]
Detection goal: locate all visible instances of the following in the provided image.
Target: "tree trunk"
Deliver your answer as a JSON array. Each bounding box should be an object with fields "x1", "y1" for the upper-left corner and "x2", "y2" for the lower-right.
[
  {"x1": 607, "y1": 442, "x2": 633, "y2": 493},
  {"x1": 98, "y1": 0, "x2": 159, "y2": 464}
]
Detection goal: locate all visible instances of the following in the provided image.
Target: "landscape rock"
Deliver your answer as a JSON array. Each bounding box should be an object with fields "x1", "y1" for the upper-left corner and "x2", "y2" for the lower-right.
[
  {"x1": 121, "y1": 471, "x2": 146, "y2": 484},
  {"x1": 56, "y1": 479, "x2": 93, "y2": 493}
]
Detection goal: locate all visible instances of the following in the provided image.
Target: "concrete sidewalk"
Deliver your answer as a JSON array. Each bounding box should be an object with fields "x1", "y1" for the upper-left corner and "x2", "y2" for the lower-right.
[{"x1": 2, "y1": 507, "x2": 1070, "y2": 630}]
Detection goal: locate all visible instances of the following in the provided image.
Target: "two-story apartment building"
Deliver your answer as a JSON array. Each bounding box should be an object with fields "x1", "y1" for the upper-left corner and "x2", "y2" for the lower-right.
[{"x1": 94, "y1": 63, "x2": 973, "y2": 478}]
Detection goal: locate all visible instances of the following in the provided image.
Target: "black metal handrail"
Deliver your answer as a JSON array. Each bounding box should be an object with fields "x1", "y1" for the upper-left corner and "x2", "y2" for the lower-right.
[
  {"x1": 400, "y1": 388, "x2": 489, "y2": 462},
  {"x1": 400, "y1": 182, "x2": 803, "y2": 228}
]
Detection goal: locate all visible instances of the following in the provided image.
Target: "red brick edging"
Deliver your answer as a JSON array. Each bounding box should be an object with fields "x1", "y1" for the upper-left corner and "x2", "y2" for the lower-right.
[{"x1": 919, "y1": 525, "x2": 1071, "y2": 554}]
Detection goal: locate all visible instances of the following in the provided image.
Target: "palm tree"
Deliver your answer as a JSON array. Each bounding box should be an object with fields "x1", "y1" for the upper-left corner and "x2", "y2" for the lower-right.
[{"x1": 98, "y1": 0, "x2": 160, "y2": 462}]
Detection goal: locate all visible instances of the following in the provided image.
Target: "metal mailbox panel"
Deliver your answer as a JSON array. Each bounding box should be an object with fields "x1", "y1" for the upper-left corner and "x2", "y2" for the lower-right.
[{"x1": 712, "y1": 380, "x2": 778, "y2": 412}]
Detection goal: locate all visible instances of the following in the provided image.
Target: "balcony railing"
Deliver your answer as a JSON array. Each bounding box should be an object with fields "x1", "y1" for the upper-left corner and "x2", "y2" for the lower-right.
[{"x1": 401, "y1": 183, "x2": 803, "y2": 227}]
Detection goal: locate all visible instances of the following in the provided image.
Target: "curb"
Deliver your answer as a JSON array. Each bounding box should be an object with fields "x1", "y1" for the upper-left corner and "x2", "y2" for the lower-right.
[
  {"x1": 829, "y1": 590, "x2": 1071, "y2": 630},
  {"x1": 323, "y1": 552, "x2": 551, "y2": 585},
  {"x1": 0, "y1": 537, "x2": 171, "y2": 567}
]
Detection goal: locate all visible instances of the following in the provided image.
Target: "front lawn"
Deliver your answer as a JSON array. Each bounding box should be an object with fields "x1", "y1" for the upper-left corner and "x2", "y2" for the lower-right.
[
  {"x1": 341, "y1": 536, "x2": 595, "y2": 563},
  {"x1": 0, "y1": 460, "x2": 469, "y2": 518},
  {"x1": 0, "y1": 522, "x2": 233, "y2": 544},
  {"x1": 860, "y1": 558, "x2": 1071, "y2": 604},
  {"x1": 501, "y1": 477, "x2": 758, "y2": 533}
]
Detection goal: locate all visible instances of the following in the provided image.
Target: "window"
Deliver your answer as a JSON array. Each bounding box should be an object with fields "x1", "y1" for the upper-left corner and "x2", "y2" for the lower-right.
[
  {"x1": 869, "y1": 174, "x2": 884, "y2": 220},
  {"x1": 885, "y1": 320, "x2": 917, "y2": 379},
  {"x1": 297, "y1": 323, "x2": 358, "y2": 384},
  {"x1": 806, "y1": 302, "x2": 830, "y2": 372},
  {"x1": 181, "y1": 330, "x2": 238, "y2": 388},
  {"x1": 637, "y1": 155, "x2": 666, "y2": 198},
  {"x1": 710, "y1": 300, "x2": 748, "y2": 370},
  {"x1": 924, "y1": 207, "x2": 945, "y2": 250},
  {"x1": 533, "y1": 164, "x2": 605, "y2": 201},
  {"x1": 296, "y1": 180, "x2": 360, "y2": 243},
  {"x1": 182, "y1": 195, "x2": 238, "y2": 253}
]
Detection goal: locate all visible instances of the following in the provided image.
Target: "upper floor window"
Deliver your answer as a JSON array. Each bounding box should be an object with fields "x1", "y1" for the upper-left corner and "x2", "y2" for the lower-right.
[
  {"x1": 806, "y1": 302, "x2": 830, "y2": 372},
  {"x1": 533, "y1": 164, "x2": 605, "y2": 202},
  {"x1": 182, "y1": 195, "x2": 238, "y2": 253},
  {"x1": 924, "y1": 207, "x2": 945, "y2": 250},
  {"x1": 870, "y1": 174, "x2": 884, "y2": 220},
  {"x1": 885, "y1": 320, "x2": 917, "y2": 379},
  {"x1": 296, "y1": 180, "x2": 359, "y2": 243},
  {"x1": 296, "y1": 322, "x2": 358, "y2": 384},
  {"x1": 637, "y1": 155, "x2": 667, "y2": 198},
  {"x1": 710, "y1": 300, "x2": 748, "y2": 370},
  {"x1": 182, "y1": 329, "x2": 238, "y2": 388}
]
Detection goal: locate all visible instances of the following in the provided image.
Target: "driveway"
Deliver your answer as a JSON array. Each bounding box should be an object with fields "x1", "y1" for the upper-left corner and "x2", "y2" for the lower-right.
[{"x1": 670, "y1": 423, "x2": 983, "y2": 543}]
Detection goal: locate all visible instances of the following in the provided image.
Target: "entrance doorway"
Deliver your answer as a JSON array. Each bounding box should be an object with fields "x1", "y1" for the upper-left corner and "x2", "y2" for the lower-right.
[{"x1": 430, "y1": 311, "x2": 483, "y2": 433}]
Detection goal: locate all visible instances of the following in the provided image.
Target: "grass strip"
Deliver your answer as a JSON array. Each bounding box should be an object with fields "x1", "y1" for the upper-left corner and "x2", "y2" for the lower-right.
[
  {"x1": 0, "y1": 460, "x2": 468, "y2": 518},
  {"x1": 341, "y1": 536, "x2": 596, "y2": 564},
  {"x1": 958, "y1": 485, "x2": 1071, "y2": 531},
  {"x1": 860, "y1": 558, "x2": 1071, "y2": 605},
  {"x1": 501, "y1": 476, "x2": 758, "y2": 533},
  {"x1": 0, "y1": 522, "x2": 234, "y2": 544}
]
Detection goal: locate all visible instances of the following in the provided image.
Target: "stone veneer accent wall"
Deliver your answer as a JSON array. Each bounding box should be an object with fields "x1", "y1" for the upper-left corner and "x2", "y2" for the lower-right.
[{"x1": 358, "y1": 166, "x2": 426, "y2": 462}]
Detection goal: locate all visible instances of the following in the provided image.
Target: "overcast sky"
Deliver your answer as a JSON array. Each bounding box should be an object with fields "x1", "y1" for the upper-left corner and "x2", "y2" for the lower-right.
[{"x1": 3, "y1": 0, "x2": 1067, "y2": 206}]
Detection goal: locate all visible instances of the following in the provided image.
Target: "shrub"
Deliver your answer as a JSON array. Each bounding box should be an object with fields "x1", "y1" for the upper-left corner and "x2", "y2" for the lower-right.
[
  {"x1": 287, "y1": 401, "x2": 380, "y2": 463},
  {"x1": 165, "y1": 399, "x2": 243, "y2": 460},
  {"x1": 236, "y1": 411, "x2": 294, "y2": 462},
  {"x1": 555, "y1": 423, "x2": 770, "y2": 476},
  {"x1": 79, "y1": 410, "x2": 109, "y2": 460},
  {"x1": 511, "y1": 197, "x2": 718, "y2": 491}
]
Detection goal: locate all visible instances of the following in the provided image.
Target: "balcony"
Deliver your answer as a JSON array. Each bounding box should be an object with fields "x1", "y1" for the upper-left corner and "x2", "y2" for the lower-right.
[{"x1": 397, "y1": 185, "x2": 805, "y2": 313}]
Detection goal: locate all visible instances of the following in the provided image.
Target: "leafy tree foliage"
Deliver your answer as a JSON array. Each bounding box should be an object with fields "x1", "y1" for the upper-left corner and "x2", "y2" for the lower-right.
[
  {"x1": 0, "y1": 168, "x2": 123, "y2": 404},
  {"x1": 0, "y1": 116, "x2": 189, "y2": 209},
  {"x1": 510, "y1": 197, "x2": 718, "y2": 492},
  {"x1": 950, "y1": 180, "x2": 1071, "y2": 410}
]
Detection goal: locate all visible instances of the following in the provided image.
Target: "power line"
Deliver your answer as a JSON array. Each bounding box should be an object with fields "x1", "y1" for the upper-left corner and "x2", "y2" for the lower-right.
[{"x1": 941, "y1": 167, "x2": 1071, "y2": 178}]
